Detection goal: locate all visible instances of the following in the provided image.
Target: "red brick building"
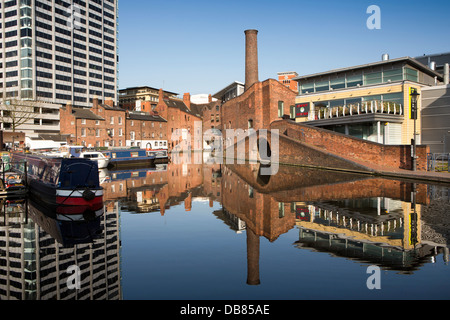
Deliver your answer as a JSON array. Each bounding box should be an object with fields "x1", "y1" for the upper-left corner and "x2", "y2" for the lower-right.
[
  {"x1": 154, "y1": 89, "x2": 203, "y2": 151},
  {"x1": 125, "y1": 111, "x2": 168, "y2": 149},
  {"x1": 221, "y1": 30, "x2": 297, "y2": 138},
  {"x1": 277, "y1": 72, "x2": 299, "y2": 93},
  {"x1": 60, "y1": 98, "x2": 127, "y2": 148}
]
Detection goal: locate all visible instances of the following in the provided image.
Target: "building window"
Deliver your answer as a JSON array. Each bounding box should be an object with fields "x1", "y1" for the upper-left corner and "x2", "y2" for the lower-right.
[
  {"x1": 81, "y1": 119, "x2": 86, "y2": 125},
  {"x1": 278, "y1": 101, "x2": 284, "y2": 118},
  {"x1": 118, "y1": 116, "x2": 122, "y2": 125},
  {"x1": 81, "y1": 128, "x2": 86, "y2": 137},
  {"x1": 404, "y1": 67, "x2": 419, "y2": 82},
  {"x1": 96, "y1": 129, "x2": 100, "y2": 137},
  {"x1": 110, "y1": 116, "x2": 114, "y2": 124}
]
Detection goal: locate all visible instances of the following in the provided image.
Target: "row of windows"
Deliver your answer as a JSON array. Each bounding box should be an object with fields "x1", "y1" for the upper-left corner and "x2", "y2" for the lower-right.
[{"x1": 299, "y1": 67, "x2": 419, "y2": 94}]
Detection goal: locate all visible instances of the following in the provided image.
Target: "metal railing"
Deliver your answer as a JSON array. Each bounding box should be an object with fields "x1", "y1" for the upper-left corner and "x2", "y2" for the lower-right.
[
  {"x1": 427, "y1": 153, "x2": 450, "y2": 173},
  {"x1": 313, "y1": 100, "x2": 403, "y2": 120}
]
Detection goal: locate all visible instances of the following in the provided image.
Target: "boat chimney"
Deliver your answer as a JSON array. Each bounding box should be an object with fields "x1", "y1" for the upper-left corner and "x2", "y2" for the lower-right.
[{"x1": 245, "y1": 29, "x2": 259, "y2": 91}]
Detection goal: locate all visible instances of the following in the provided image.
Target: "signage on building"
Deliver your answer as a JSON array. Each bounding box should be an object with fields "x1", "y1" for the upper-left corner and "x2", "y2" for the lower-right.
[
  {"x1": 295, "y1": 103, "x2": 310, "y2": 118},
  {"x1": 296, "y1": 207, "x2": 311, "y2": 222}
]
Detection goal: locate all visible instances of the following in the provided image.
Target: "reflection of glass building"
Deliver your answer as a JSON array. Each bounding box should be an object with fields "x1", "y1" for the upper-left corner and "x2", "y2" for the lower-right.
[
  {"x1": 0, "y1": 201, "x2": 122, "y2": 300},
  {"x1": 293, "y1": 57, "x2": 444, "y2": 145},
  {"x1": 291, "y1": 196, "x2": 449, "y2": 272}
]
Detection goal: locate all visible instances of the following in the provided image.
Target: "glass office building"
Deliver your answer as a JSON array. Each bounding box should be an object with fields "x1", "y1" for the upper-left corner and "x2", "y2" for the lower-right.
[
  {"x1": 1, "y1": 0, "x2": 119, "y2": 107},
  {"x1": 293, "y1": 57, "x2": 444, "y2": 145}
]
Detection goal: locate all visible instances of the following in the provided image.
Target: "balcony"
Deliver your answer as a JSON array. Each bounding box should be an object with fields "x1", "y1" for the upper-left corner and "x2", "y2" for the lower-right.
[
  {"x1": 306, "y1": 100, "x2": 404, "y2": 127},
  {"x1": 314, "y1": 100, "x2": 403, "y2": 120}
]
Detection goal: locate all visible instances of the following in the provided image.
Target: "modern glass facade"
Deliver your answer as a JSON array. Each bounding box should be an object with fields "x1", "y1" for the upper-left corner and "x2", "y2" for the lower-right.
[{"x1": 299, "y1": 66, "x2": 418, "y2": 95}]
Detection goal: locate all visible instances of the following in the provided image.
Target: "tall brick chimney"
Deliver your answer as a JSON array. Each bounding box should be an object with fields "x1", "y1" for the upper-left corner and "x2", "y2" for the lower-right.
[
  {"x1": 183, "y1": 93, "x2": 191, "y2": 110},
  {"x1": 244, "y1": 29, "x2": 259, "y2": 91}
]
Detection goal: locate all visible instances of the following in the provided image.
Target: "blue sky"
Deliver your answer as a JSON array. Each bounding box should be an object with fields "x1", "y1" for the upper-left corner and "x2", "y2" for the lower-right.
[{"x1": 118, "y1": 0, "x2": 450, "y2": 96}]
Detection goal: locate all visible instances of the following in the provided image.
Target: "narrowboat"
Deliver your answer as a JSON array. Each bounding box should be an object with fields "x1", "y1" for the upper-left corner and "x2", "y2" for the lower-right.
[
  {"x1": 43, "y1": 146, "x2": 110, "y2": 169},
  {"x1": 147, "y1": 149, "x2": 169, "y2": 164},
  {"x1": 10, "y1": 153, "x2": 104, "y2": 222},
  {"x1": 102, "y1": 149, "x2": 156, "y2": 169},
  {"x1": 79, "y1": 151, "x2": 110, "y2": 169}
]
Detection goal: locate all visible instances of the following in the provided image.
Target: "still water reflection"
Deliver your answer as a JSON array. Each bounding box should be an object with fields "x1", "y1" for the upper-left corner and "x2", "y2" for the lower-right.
[{"x1": 1, "y1": 155, "x2": 450, "y2": 300}]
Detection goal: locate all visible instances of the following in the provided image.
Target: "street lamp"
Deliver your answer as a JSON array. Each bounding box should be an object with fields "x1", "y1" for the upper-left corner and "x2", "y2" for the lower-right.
[{"x1": 410, "y1": 89, "x2": 420, "y2": 171}]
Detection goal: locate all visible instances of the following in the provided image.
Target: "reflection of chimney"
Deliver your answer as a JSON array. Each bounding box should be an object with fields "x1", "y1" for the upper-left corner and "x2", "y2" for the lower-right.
[
  {"x1": 245, "y1": 29, "x2": 259, "y2": 91},
  {"x1": 246, "y1": 228, "x2": 260, "y2": 286},
  {"x1": 184, "y1": 193, "x2": 192, "y2": 212}
]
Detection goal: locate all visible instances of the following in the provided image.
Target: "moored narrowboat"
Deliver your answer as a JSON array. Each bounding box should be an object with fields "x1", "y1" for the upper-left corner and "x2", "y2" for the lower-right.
[
  {"x1": 11, "y1": 153, "x2": 104, "y2": 222},
  {"x1": 147, "y1": 149, "x2": 169, "y2": 164},
  {"x1": 102, "y1": 149, "x2": 156, "y2": 169}
]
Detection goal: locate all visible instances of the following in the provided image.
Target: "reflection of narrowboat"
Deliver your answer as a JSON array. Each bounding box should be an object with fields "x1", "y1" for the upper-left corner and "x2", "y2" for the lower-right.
[
  {"x1": 27, "y1": 198, "x2": 104, "y2": 246},
  {"x1": 102, "y1": 149, "x2": 156, "y2": 169},
  {"x1": 11, "y1": 153, "x2": 104, "y2": 222}
]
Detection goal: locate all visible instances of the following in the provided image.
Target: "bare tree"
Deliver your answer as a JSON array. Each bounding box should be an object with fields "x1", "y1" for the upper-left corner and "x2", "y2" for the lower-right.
[{"x1": 0, "y1": 98, "x2": 37, "y2": 132}]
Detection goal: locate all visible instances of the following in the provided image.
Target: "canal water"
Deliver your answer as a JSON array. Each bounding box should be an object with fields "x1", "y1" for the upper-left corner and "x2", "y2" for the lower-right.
[{"x1": 1, "y1": 157, "x2": 450, "y2": 301}]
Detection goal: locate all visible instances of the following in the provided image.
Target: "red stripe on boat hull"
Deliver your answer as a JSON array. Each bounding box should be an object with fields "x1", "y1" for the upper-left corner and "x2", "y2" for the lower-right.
[{"x1": 56, "y1": 196, "x2": 103, "y2": 215}]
